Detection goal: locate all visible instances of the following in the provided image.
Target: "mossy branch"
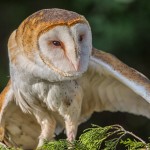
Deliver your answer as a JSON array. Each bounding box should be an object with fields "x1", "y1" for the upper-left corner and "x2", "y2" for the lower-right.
[
  {"x1": 0, "y1": 124, "x2": 150, "y2": 150},
  {"x1": 39, "y1": 124, "x2": 150, "y2": 150}
]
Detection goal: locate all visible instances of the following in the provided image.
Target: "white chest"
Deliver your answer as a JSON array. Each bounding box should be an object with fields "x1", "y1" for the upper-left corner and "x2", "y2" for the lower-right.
[{"x1": 14, "y1": 79, "x2": 81, "y2": 113}]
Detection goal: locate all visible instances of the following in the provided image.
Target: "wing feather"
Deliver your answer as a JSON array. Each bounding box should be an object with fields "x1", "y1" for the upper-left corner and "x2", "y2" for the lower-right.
[
  {"x1": 0, "y1": 80, "x2": 13, "y2": 122},
  {"x1": 80, "y1": 48, "x2": 150, "y2": 120},
  {"x1": 0, "y1": 80, "x2": 14, "y2": 142}
]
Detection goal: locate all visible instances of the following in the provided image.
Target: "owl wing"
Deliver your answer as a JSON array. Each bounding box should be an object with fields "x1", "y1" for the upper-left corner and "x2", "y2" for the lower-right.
[
  {"x1": 0, "y1": 80, "x2": 41, "y2": 149},
  {"x1": 80, "y1": 48, "x2": 150, "y2": 121},
  {"x1": 0, "y1": 80, "x2": 14, "y2": 143},
  {"x1": 0, "y1": 80, "x2": 13, "y2": 120},
  {"x1": 0, "y1": 30, "x2": 17, "y2": 134}
]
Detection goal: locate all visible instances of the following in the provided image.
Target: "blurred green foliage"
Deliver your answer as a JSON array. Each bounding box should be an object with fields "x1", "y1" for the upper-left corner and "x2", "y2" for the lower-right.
[{"x1": 0, "y1": 0, "x2": 150, "y2": 142}]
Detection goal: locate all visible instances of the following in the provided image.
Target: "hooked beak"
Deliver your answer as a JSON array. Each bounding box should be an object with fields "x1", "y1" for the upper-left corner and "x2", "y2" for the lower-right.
[
  {"x1": 73, "y1": 47, "x2": 81, "y2": 71},
  {"x1": 66, "y1": 47, "x2": 81, "y2": 71}
]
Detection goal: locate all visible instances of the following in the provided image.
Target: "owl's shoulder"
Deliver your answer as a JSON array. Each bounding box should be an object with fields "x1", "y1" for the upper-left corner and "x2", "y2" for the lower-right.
[{"x1": 0, "y1": 80, "x2": 12, "y2": 111}]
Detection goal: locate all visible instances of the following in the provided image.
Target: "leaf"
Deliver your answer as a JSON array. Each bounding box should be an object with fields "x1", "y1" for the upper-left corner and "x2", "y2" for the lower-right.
[{"x1": 120, "y1": 139, "x2": 146, "y2": 150}]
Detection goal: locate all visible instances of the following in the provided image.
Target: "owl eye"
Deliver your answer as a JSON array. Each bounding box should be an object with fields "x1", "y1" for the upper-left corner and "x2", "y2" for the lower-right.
[
  {"x1": 79, "y1": 35, "x2": 84, "y2": 42},
  {"x1": 52, "y1": 41, "x2": 61, "y2": 46}
]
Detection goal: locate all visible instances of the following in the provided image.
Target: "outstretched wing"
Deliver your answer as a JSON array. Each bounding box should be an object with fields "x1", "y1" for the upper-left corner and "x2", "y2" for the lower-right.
[
  {"x1": 0, "y1": 80, "x2": 41, "y2": 149},
  {"x1": 80, "y1": 48, "x2": 150, "y2": 121},
  {"x1": 0, "y1": 80, "x2": 13, "y2": 122},
  {"x1": 0, "y1": 80, "x2": 14, "y2": 142}
]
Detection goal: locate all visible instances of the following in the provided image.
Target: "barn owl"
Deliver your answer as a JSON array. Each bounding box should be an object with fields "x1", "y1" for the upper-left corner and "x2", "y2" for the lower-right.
[{"x1": 0, "y1": 8, "x2": 150, "y2": 149}]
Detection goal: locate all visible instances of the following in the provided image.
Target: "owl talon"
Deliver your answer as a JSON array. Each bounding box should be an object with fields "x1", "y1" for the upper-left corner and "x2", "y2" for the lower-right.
[
  {"x1": 37, "y1": 138, "x2": 45, "y2": 148},
  {"x1": 67, "y1": 131, "x2": 76, "y2": 142}
]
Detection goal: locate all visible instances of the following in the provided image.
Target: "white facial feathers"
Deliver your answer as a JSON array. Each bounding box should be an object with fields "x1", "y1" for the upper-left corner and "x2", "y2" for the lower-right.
[{"x1": 38, "y1": 23, "x2": 92, "y2": 76}]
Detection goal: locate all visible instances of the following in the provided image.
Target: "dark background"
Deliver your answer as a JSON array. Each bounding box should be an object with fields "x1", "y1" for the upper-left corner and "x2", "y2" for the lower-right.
[{"x1": 0, "y1": 0, "x2": 150, "y2": 143}]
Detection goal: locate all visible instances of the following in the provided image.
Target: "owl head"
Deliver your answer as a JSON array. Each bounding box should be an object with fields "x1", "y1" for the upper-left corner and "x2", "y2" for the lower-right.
[{"x1": 9, "y1": 9, "x2": 92, "y2": 81}]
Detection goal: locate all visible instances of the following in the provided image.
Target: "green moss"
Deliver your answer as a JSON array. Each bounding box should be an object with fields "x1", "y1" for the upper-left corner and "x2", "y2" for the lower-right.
[{"x1": 1, "y1": 124, "x2": 150, "y2": 150}]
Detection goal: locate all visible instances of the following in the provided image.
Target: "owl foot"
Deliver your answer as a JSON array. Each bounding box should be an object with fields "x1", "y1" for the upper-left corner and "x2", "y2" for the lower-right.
[
  {"x1": 65, "y1": 120, "x2": 78, "y2": 142},
  {"x1": 67, "y1": 131, "x2": 76, "y2": 142},
  {"x1": 34, "y1": 110, "x2": 56, "y2": 149}
]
